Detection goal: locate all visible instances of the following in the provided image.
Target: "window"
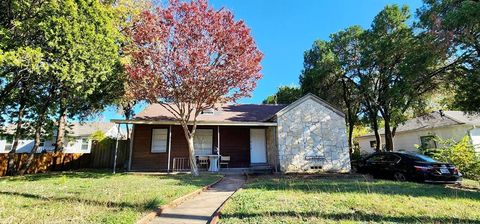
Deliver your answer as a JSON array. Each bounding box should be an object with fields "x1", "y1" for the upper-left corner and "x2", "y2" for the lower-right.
[
  {"x1": 383, "y1": 154, "x2": 401, "y2": 163},
  {"x1": 2, "y1": 136, "x2": 13, "y2": 152},
  {"x1": 420, "y1": 136, "x2": 437, "y2": 149},
  {"x1": 403, "y1": 153, "x2": 438, "y2": 163},
  {"x1": 39, "y1": 139, "x2": 45, "y2": 147},
  {"x1": 366, "y1": 154, "x2": 385, "y2": 163},
  {"x1": 151, "y1": 129, "x2": 168, "y2": 153},
  {"x1": 194, "y1": 129, "x2": 213, "y2": 155},
  {"x1": 81, "y1": 138, "x2": 89, "y2": 151},
  {"x1": 370, "y1": 141, "x2": 377, "y2": 148}
]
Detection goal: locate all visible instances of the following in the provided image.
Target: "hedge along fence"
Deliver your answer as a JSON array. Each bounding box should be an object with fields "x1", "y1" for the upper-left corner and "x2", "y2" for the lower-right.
[{"x1": 0, "y1": 139, "x2": 128, "y2": 176}]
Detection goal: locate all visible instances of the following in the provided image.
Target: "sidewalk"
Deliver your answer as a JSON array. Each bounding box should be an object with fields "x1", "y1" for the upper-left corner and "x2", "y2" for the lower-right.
[{"x1": 149, "y1": 175, "x2": 245, "y2": 224}]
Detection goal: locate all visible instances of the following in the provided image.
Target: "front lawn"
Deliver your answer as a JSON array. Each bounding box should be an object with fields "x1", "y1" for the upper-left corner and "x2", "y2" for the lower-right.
[
  {"x1": 221, "y1": 175, "x2": 480, "y2": 224},
  {"x1": 0, "y1": 170, "x2": 221, "y2": 224}
]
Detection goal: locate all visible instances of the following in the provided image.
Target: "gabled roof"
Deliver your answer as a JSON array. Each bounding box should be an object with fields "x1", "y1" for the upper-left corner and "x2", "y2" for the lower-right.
[
  {"x1": 275, "y1": 93, "x2": 345, "y2": 118},
  {"x1": 67, "y1": 122, "x2": 116, "y2": 137},
  {"x1": 358, "y1": 111, "x2": 480, "y2": 138},
  {"x1": 133, "y1": 103, "x2": 287, "y2": 123},
  {"x1": 112, "y1": 93, "x2": 345, "y2": 125},
  {"x1": 0, "y1": 122, "x2": 116, "y2": 137}
]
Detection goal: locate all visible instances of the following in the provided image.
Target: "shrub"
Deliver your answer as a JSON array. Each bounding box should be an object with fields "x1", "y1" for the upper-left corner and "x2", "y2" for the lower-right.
[
  {"x1": 90, "y1": 130, "x2": 107, "y2": 141},
  {"x1": 427, "y1": 136, "x2": 480, "y2": 180}
]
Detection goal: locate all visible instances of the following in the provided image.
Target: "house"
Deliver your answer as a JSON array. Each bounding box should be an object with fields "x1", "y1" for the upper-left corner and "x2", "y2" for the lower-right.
[
  {"x1": 112, "y1": 94, "x2": 351, "y2": 173},
  {"x1": 356, "y1": 111, "x2": 480, "y2": 154},
  {"x1": 0, "y1": 122, "x2": 124, "y2": 154}
]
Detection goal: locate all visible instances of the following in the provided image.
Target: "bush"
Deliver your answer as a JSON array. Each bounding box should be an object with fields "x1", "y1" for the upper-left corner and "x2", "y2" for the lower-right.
[{"x1": 426, "y1": 136, "x2": 480, "y2": 180}]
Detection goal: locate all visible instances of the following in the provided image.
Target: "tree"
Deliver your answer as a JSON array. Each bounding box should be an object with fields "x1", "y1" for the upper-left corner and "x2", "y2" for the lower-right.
[
  {"x1": 418, "y1": 0, "x2": 480, "y2": 113},
  {"x1": 300, "y1": 27, "x2": 363, "y2": 154},
  {"x1": 263, "y1": 86, "x2": 301, "y2": 104},
  {"x1": 358, "y1": 5, "x2": 450, "y2": 151},
  {"x1": 1, "y1": 0, "x2": 124, "y2": 175},
  {"x1": 127, "y1": 0, "x2": 262, "y2": 175},
  {"x1": 46, "y1": 0, "x2": 123, "y2": 154}
]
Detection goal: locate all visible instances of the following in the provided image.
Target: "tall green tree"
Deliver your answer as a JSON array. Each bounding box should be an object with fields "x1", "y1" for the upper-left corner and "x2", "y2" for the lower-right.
[
  {"x1": 418, "y1": 0, "x2": 480, "y2": 113},
  {"x1": 263, "y1": 86, "x2": 302, "y2": 104},
  {"x1": 45, "y1": 0, "x2": 122, "y2": 153},
  {"x1": 1, "y1": 0, "x2": 124, "y2": 175},
  {"x1": 300, "y1": 27, "x2": 363, "y2": 154},
  {"x1": 359, "y1": 5, "x2": 451, "y2": 151}
]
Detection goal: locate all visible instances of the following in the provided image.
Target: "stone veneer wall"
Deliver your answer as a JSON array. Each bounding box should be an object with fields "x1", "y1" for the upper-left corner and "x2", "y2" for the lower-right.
[
  {"x1": 277, "y1": 98, "x2": 351, "y2": 173},
  {"x1": 265, "y1": 127, "x2": 279, "y2": 171}
]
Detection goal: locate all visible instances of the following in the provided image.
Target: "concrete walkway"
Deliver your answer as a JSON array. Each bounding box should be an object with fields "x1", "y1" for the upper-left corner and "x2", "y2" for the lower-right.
[{"x1": 149, "y1": 175, "x2": 245, "y2": 224}]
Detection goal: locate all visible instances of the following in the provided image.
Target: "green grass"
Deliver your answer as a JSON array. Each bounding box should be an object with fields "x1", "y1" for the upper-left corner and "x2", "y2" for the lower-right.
[
  {"x1": 221, "y1": 175, "x2": 480, "y2": 224},
  {"x1": 0, "y1": 170, "x2": 221, "y2": 224},
  {"x1": 462, "y1": 179, "x2": 480, "y2": 190}
]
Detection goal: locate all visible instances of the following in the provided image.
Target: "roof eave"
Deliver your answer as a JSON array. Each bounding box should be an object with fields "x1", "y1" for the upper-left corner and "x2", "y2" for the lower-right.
[
  {"x1": 110, "y1": 119, "x2": 278, "y2": 127},
  {"x1": 275, "y1": 93, "x2": 345, "y2": 118}
]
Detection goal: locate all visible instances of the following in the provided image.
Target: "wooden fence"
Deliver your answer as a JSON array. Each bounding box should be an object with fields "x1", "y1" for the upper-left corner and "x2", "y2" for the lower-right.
[{"x1": 0, "y1": 139, "x2": 128, "y2": 176}]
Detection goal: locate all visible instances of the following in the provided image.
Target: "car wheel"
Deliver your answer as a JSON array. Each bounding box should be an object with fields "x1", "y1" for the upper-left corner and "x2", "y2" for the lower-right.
[{"x1": 393, "y1": 172, "x2": 407, "y2": 181}]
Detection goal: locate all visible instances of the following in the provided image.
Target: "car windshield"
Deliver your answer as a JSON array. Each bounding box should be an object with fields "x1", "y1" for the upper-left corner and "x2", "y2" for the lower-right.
[{"x1": 405, "y1": 153, "x2": 438, "y2": 162}]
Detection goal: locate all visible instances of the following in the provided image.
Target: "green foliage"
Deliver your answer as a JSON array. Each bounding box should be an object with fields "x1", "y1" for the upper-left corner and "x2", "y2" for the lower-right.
[
  {"x1": 0, "y1": 0, "x2": 128, "y2": 174},
  {"x1": 90, "y1": 130, "x2": 107, "y2": 142},
  {"x1": 262, "y1": 86, "x2": 302, "y2": 104},
  {"x1": 418, "y1": 0, "x2": 480, "y2": 113},
  {"x1": 425, "y1": 136, "x2": 480, "y2": 180}
]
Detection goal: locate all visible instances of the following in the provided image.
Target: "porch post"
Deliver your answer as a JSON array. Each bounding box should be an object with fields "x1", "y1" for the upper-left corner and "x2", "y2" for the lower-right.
[
  {"x1": 113, "y1": 123, "x2": 120, "y2": 174},
  {"x1": 127, "y1": 124, "x2": 135, "y2": 171},
  {"x1": 167, "y1": 125, "x2": 172, "y2": 172},
  {"x1": 217, "y1": 125, "x2": 220, "y2": 155}
]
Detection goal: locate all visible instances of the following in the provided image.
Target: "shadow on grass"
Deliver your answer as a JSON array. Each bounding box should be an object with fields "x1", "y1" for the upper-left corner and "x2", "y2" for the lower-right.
[
  {"x1": 245, "y1": 175, "x2": 480, "y2": 200},
  {"x1": 2, "y1": 169, "x2": 119, "y2": 182},
  {"x1": 0, "y1": 191, "x2": 161, "y2": 212},
  {"x1": 221, "y1": 210, "x2": 479, "y2": 223},
  {"x1": 166, "y1": 173, "x2": 222, "y2": 186}
]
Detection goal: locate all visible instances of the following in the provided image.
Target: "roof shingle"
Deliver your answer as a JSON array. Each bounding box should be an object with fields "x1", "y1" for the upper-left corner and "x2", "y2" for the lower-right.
[{"x1": 134, "y1": 103, "x2": 287, "y2": 123}]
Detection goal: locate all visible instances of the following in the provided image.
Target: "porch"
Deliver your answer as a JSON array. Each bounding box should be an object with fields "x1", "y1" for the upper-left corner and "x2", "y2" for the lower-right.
[{"x1": 128, "y1": 124, "x2": 279, "y2": 173}]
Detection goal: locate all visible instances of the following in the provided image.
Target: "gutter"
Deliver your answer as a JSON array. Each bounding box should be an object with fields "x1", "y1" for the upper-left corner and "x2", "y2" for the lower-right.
[{"x1": 110, "y1": 119, "x2": 278, "y2": 127}]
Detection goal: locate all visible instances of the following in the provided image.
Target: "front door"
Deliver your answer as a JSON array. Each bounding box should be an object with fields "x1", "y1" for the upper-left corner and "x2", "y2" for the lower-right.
[{"x1": 250, "y1": 129, "x2": 267, "y2": 164}]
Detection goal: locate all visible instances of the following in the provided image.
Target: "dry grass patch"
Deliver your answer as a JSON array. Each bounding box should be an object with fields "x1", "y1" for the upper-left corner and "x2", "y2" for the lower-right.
[{"x1": 0, "y1": 170, "x2": 221, "y2": 224}]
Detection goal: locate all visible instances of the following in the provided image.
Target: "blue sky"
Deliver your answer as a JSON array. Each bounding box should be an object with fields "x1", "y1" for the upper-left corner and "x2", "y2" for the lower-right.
[{"x1": 100, "y1": 0, "x2": 423, "y2": 121}]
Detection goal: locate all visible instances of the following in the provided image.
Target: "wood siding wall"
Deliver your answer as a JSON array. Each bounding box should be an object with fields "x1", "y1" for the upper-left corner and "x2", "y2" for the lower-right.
[
  {"x1": 130, "y1": 125, "x2": 260, "y2": 171},
  {"x1": 219, "y1": 126, "x2": 250, "y2": 167}
]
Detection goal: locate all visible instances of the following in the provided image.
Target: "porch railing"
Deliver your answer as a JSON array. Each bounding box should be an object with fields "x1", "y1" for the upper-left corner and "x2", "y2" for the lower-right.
[{"x1": 172, "y1": 157, "x2": 190, "y2": 172}]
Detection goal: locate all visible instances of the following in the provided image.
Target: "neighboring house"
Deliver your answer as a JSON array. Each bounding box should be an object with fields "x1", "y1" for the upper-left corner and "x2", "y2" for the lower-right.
[
  {"x1": 0, "y1": 122, "x2": 124, "y2": 154},
  {"x1": 356, "y1": 111, "x2": 480, "y2": 154},
  {"x1": 112, "y1": 94, "x2": 351, "y2": 173}
]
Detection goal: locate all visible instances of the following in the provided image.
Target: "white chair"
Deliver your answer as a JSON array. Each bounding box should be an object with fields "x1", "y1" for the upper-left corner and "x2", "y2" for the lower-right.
[
  {"x1": 220, "y1": 156, "x2": 230, "y2": 168},
  {"x1": 197, "y1": 156, "x2": 209, "y2": 170}
]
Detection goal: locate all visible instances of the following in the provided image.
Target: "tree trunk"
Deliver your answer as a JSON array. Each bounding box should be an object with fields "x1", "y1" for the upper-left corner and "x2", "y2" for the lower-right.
[
  {"x1": 186, "y1": 136, "x2": 199, "y2": 176},
  {"x1": 383, "y1": 115, "x2": 394, "y2": 151},
  {"x1": 347, "y1": 122, "x2": 354, "y2": 155},
  {"x1": 180, "y1": 123, "x2": 199, "y2": 176},
  {"x1": 371, "y1": 115, "x2": 382, "y2": 152},
  {"x1": 18, "y1": 118, "x2": 43, "y2": 175},
  {"x1": 6, "y1": 102, "x2": 25, "y2": 176},
  {"x1": 19, "y1": 84, "x2": 53, "y2": 175},
  {"x1": 54, "y1": 107, "x2": 67, "y2": 153}
]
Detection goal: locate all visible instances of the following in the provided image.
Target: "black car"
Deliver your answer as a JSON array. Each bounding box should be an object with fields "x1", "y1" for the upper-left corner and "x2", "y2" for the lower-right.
[{"x1": 356, "y1": 152, "x2": 462, "y2": 184}]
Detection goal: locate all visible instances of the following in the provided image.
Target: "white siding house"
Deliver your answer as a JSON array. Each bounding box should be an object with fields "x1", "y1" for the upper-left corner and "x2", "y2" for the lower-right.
[
  {"x1": 0, "y1": 122, "x2": 125, "y2": 154},
  {"x1": 356, "y1": 111, "x2": 480, "y2": 155}
]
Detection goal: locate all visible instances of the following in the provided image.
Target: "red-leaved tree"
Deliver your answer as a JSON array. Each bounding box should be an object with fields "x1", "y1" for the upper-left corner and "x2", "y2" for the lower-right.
[{"x1": 126, "y1": 0, "x2": 263, "y2": 175}]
